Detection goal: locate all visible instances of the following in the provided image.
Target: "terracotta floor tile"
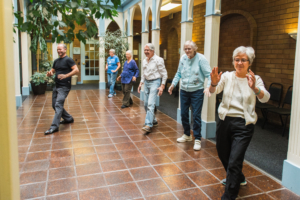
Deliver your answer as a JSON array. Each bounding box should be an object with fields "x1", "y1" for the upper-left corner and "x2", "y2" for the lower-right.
[
  {"x1": 79, "y1": 187, "x2": 111, "y2": 200},
  {"x1": 52, "y1": 141, "x2": 73, "y2": 150},
  {"x1": 98, "y1": 152, "x2": 121, "y2": 162},
  {"x1": 209, "y1": 168, "x2": 227, "y2": 181},
  {"x1": 73, "y1": 147, "x2": 95, "y2": 155},
  {"x1": 130, "y1": 167, "x2": 159, "y2": 180},
  {"x1": 19, "y1": 146, "x2": 29, "y2": 154},
  {"x1": 52, "y1": 135, "x2": 72, "y2": 143},
  {"x1": 201, "y1": 184, "x2": 225, "y2": 199},
  {"x1": 20, "y1": 170, "x2": 48, "y2": 185},
  {"x1": 109, "y1": 182, "x2": 142, "y2": 199},
  {"x1": 187, "y1": 171, "x2": 219, "y2": 186},
  {"x1": 49, "y1": 156, "x2": 74, "y2": 168},
  {"x1": 72, "y1": 140, "x2": 93, "y2": 148},
  {"x1": 268, "y1": 189, "x2": 300, "y2": 200},
  {"x1": 240, "y1": 194, "x2": 274, "y2": 200},
  {"x1": 75, "y1": 154, "x2": 98, "y2": 165},
  {"x1": 163, "y1": 174, "x2": 196, "y2": 191},
  {"x1": 238, "y1": 181, "x2": 264, "y2": 197},
  {"x1": 152, "y1": 138, "x2": 174, "y2": 146},
  {"x1": 137, "y1": 179, "x2": 170, "y2": 197},
  {"x1": 125, "y1": 129, "x2": 144, "y2": 135},
  {"x1": 111, "y1": 136, "x2": 131, "y2": 144},
  {"x1": 51, "y1": 149, "x2": 73, "y2": 158},
  {"x1": 146, "y1": 193, "x2": 177, "y2": 200},
  {"x1": 140, "y1": 147, "x2": 163, "y2": 156},
  {"x1": 77, "y1": 174, "x2": 106, "y2": 190},
  {"x1": 115, "y1": 142, "x2": 137, "y2": 151},
  {"x1": 19, "y1": 153, "x2": 26, "y2": 162},
  {"x1": 95, "y1": 144, "x2": 117, "y2": 153},
  {"x1": 104, "y1": 170, "x2": 133, "y2": 185},
  {"x1": 154, "y1": 163, "x2": 183, "y2": 177},
  {"x1": 146, "y1": 154, "x2": 172, "y2": 165},
  {"x1": 248, "y1": 175, "x2": 283, "y2": 192},
  {"x1": 29, "y1": 144, "x2": 52, "y2": 152},
  {"x1": 20, "y1": 182, "x2": 46, "y2": 199},
  {"x1": 101, "y1": 160, "x2": 127, "y2": 172},
  {"x1": 135, "y1": 140, "x2": 156, "y2": 149},
  {"x1": 119, "y1": 149, "x2": 143, "y2": 159},
  {"x1": 147, "y1": 133, "x2": 168, "y2": 140},
  {"x1": 22, "y1": 160, "x2": 50, "y2": 173},
  {"x1": 242, "y1": 164, "x2": 263, "y2": 177},
  {"x1": 76, "y1": 162, "x2": 102, "y2": 176},
  {"x1": 129, "y1": 134, "x2": 149, "y2": 141},
  {"x1": 124, "y1": 157, "x2": 150, "y2": 168},
  {"x1": 166, "y1": 152, "x2": 193, "y2": 162},
  {"x1": 174, "y1": 188, "x2": 210, "y2": 200},
  {"x1": 176, "y1": 160, "x2": 204, "y2": 173},
  {"x1": 90, "y1": 132, "x2": 109, "y2": 139},
  {"x1": 46, "y1": 192, "x2": 78, "y2": 200},
  {"x1": 47, "y1": 178, "x2": 77, "y2": 195},
  {"x1": 186, "y1": 150, "x2": 212, "y2": 159},
  {"x1": 48, "y1": 167, "x2": 75, "y2": 180},
  {"x1": 204, "y1": 147, "x2": 219, "y2": 156},
  {"x1": 197, "y1": 157, "x2": 223, "y2": 169},
  {"x1": 72, "y1": 134, "x2": 91, "y2": 141},
  {"x1": 26, "y1": 151, "x2": 50, "y2": 162},
  {"x1": 93, "y1": 138, "x2": 113, "y2": 145}
]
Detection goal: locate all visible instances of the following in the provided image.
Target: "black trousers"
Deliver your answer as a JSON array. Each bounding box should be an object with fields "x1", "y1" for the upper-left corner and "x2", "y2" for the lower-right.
[
  {"x1": 50, "y1": 86, "x2": 73, "y2": 130},
  {"x1": 216, "y1": 117, "x2": 254, "y2": 200},
  {"x1": 122, "y1": 81, "x2": 133, "y2": 106}
]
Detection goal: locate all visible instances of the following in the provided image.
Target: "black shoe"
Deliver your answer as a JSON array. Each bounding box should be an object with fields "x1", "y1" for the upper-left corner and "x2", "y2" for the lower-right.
[
  {"x1": 153, "y1": 121, "x2": 158, "y2": 127},
  {"x1": 60, "y1": 119, "x2": 74, "y2": 124},
  {"x1": 44, "y1": 128, "x2": 59, "y2": 135},
  {"x1": 121, "y1": 105, "x2": 128, "y2": 109}
]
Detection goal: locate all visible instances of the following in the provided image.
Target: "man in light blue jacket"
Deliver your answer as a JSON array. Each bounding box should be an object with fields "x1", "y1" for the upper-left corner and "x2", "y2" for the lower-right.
[{"x1": 169, "y1": 40, "x2": 211, "y2": 151}]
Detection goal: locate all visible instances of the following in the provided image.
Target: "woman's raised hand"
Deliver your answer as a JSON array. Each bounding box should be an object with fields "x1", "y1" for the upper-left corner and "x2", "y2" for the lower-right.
[
  {"x1": 246, "y1": 70, "x2": 256, "y2": 90},
  {"x1": 210, "y1": 67, "x2": 222, "y2": 85}
]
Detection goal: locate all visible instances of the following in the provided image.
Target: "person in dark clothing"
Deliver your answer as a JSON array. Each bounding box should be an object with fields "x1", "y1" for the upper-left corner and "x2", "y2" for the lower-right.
[
  {"x1": 45, "y1": 43, "x2": 79, "y2": 135},
  {"x1": 117, "y1": 50, "x2": 139, "y2": 108}
]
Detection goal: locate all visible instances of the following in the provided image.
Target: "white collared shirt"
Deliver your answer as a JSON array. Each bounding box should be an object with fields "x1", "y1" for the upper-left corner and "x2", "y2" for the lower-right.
[{"x1": 141, "y1": 54, "x2": 168, "y2": 85}]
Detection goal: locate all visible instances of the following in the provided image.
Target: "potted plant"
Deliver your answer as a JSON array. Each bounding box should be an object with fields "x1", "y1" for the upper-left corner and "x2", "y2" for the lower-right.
[{"x1": 30, "y1": 72, "x2": 48, "y2": 95}]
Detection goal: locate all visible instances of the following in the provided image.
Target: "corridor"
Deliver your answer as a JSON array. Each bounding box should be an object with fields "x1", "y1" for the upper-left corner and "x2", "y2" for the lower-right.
[{"x1": 17, "y1": 89, "x2": 299, "y2": 200}]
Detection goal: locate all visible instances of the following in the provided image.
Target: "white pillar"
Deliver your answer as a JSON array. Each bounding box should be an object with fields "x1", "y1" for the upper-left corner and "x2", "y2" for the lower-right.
[
  {"x1": 128, "y1": 36, "x2": 133, "y2": 52},
  {"x1": 13, "y1": 31, "x2": 22, "y2": 107},
  {"x1": 52, "y1": 43, "x2": 58, "y2": 60},
  {"x1": 282, "y1": 2, "x2": 300, "y2": 195},
  {"x1": 21, "y1": 32, "x2": 31, "y2": 95},
  {"x1": 177, "y1": 22, "x2": 193, "y2": 124},
  {"x1": 99, "y1": 36, "x2": 106, "y2": 89},
  {"x1": 140, "y1": 32, "x2": 149, "y2": 101},
  {"x1": 152, "y1": 29, "x2": 161, "y2": 106},
  {"x1": 201, "y1": 15, "x2": 221, "y2": 139}
]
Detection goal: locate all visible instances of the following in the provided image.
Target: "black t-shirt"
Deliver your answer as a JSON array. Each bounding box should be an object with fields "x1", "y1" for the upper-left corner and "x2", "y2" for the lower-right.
[{"x1": 53, "y1": 56, "x2": 76, "y2": 88}]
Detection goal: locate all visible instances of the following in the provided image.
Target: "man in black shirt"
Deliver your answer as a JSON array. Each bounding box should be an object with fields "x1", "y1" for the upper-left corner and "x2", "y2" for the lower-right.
[{"x1": 45, "y1": 44, "x2": 79, "y2": 135}]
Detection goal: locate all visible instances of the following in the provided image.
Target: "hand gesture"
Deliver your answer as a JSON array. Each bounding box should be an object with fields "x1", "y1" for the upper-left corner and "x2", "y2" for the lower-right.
[
  {"x1": 210, "y1": 67, "x2": 222, "y2": 85},
  {"x1": 47, "y1": 71, "x2": 53, "y2": 77},
  {"x1": 168, "y1": 84, "x2": 174, "y2": 95},
  {"x1": 138, "y1": 83, "x2": 142, "y2": 93},
  {"x1": 111, "y1": 69, "x2": 117, "y2": 73},
  {"x1": 157, "y1": 86, "x2": 164, "y2": 96},
  {"x1": 203, "y1": 88, "x2": 211, "y2": 97},
  {"x1": 117, "y1": 76, "x2": 121, "y2": 82},
  {"x1": 132, "y1": 76, "x2": 136, "y2": 82},
  {"x1": 246, "y1": 70, "x2": 256, "y2": 90},
  {"x1": 58, "y1": 74, "x2": 67, "y2": 80}
]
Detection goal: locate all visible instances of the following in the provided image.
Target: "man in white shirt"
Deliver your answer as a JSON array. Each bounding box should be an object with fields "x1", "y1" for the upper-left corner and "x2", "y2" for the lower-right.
[{"x1": 138, "y1": 43, "x2": 168, "y2": 133}]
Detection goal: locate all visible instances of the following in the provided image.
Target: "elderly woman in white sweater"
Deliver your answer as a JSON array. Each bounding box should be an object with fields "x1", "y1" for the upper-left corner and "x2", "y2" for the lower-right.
[{"x1": 209, "y1": 46, "x2": 270, "y2": 200}]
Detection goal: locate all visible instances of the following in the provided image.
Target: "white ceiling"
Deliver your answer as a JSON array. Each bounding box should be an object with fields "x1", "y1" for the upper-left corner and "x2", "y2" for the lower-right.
[{"x1": 133, "y1": 0, "x2": 206, "y2": 20}]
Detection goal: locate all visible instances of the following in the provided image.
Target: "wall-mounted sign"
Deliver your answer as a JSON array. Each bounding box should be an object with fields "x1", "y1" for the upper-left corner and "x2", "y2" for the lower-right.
[
  {"x1": 133, "y1": 50, "x2": 138, "y2": 55},
  {"x1": 90, "y1": 47, "x2": 95, "y2": 51},
  {"x1": 73, "y1": 47, "x2": 80, "y2": 55},
  {"x1": 164, "y1": 49, "x2": 167, "y2": 60}
]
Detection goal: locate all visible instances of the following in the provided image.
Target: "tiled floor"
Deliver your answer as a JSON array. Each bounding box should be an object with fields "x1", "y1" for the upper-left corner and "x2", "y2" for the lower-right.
[{"x1": 17, "y1": 89, "x2": 300, "y2": 200}]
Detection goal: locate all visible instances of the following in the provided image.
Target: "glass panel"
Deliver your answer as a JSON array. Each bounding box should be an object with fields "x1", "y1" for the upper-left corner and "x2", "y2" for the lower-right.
[
  {"x1": 90, "y1": 60, "x2": 95, "y2": 68},
  {"x1": 95, "y1": 68, "x2": 99, "y2": 75},
  {"x1": 86, "y1": 60, "x2": 90, "y2": 68},
  {"x1": 85, "y1": 44, "x2": 89, "y2": 51},
  {"x1": 95, "y1": 60, "x2": 99, "y2": 67},
  {"x1": 90, "y1": 51, "x2": 95, "y2": 59},
  {"x1": 85, "y1": 68, "x2": 89, "y2": 75},
  {"x1": 90, "y1": 68, "x2": 94, "y2": 75},
  {"x1": 88, "y1": 52, "x2": 92, "y2": 60}
]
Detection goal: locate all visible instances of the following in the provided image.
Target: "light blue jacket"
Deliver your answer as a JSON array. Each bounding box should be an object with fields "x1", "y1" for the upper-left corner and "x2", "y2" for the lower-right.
[{"x1": 172, "y1": 53, "x2": 212, "y2": 92}]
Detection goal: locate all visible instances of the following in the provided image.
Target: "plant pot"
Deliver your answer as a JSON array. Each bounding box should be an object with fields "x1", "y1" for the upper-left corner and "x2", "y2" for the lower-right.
[{"x1": 31, "y1": 82, "x2": 47, "y2": 95}]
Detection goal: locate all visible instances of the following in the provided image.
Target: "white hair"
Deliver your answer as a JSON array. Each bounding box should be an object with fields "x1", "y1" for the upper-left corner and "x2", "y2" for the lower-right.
[
  {"x1": 126, "y1": 50, "x2": 133, "y2": 57},
  {"x1": 109, "y1": 49, "x2": 115, "y2": 54},
  {"x1": 184, "y1": 40, "x2": 198, "y2": 51},
  {"x1": 58, "y1": 43, "x2": 67, "y2": 50},
  {"x1": 232, "y1": 46, "x2": 255, "y2": 65},
  {"x1": 145, "y1": 43, "x2": 155, "y2": 52}
]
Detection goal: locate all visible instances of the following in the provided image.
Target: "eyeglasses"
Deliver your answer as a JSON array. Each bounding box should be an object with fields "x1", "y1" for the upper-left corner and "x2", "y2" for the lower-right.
[{"x1": 234, "y1": 59, "x2": 249, "y2": 63}]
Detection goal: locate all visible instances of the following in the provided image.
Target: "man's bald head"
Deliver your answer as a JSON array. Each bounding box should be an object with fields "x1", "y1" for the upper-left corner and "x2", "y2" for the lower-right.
[{"x1": 57, "y1": 43, "x2": 67, "y2": 58}]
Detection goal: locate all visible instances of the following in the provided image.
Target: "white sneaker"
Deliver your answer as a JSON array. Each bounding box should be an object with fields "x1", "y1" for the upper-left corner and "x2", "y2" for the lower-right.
[
  {"x1": 193, "y1": 140, "x2": 201, "y2": 151},
  {"x1": 177, "y1": 134, "x2": 193, "y2": 143}
]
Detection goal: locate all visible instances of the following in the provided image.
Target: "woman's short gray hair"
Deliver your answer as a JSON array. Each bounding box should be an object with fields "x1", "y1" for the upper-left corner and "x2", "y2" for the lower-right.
[
  {"x1": 126, "y1": 50, "x2": 133, "y2": 57},
  {"x1": 232, "y1": 46, "x2": 255, "y2": 65},
  {"x1": 109, "y1": 49, "x2": 115, "y2": 54},
  {"x1": 184, "y1": 40, "x2": 198, "y2": 51},
  {"x1": 145, "y1": 43, "x2": 155, "y2": 52}
]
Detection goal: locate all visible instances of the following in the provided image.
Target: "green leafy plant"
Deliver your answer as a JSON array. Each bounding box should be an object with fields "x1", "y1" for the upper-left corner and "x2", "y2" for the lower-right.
[
  {"x1": 99, "y1": 29, "x2": 129, "y2": 76},
  {"x1": 30, "y1": 71, "x2": 48, "y2": 86}
]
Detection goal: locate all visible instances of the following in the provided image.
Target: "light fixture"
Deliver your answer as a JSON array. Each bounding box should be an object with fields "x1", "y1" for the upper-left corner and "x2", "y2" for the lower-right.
[
  {"x1": 161, "y1": 0, "x2": 181, "y2": 11},
  {"x1": 289, "y1": 32, "x2": 297, "y2": 40}
]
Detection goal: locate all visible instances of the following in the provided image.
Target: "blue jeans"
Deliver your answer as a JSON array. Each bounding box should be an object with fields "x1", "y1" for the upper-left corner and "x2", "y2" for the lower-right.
[
  {"x1": 107, "y1": 73, "x2": 117, "y2": 95},
  {"x1": 144, "y1": 78, "x2": 161, "y2": 127},
  {"x1": 180, "y1": 89, "x2": 204, "y2": 140}
]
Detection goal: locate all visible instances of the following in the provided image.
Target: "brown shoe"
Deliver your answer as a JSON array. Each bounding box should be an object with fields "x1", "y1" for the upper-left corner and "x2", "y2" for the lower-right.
[{"x1": 142, "y1": 125, "x2": 152, "y2": 133}]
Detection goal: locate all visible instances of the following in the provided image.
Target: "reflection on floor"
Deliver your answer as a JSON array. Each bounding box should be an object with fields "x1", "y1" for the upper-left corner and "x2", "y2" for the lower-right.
[{"x1": 17, "y1": 89, "x2": 299, "y2": 199}]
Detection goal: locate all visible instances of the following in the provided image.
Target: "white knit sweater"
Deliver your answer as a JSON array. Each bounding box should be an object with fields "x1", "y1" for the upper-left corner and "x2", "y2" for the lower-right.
[{"x1": 215, "y1": 71, "x2": 270, "y2": 125}]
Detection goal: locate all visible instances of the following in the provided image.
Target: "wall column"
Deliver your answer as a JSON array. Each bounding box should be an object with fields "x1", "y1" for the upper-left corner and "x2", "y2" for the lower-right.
[
  {"x1": 21, "y1": 32, "x2": 31, "y2": 95},
  {"x1": 152, "y1": 29, "x2": 161, "y2": 106},
  {"x1": 140, "y1": 32, "x2": 149, "y2": 101},
  {"x1": 177, "y1": 21, "x2": 193, "y2": 123},
  {"x1": 0, "y1": 0, "x2": 21, "y2": 198},
  {"x1": 99, "y1": 36, "x2": 106, "y2": 89},
  {"x1": 128, "y1": 35, "x2": 133, "y2": 52},
  {"x1": 14, "y1": 31, "x2": 22, "y2": 107},
  {"x1": 282, "y1": 1, "x2": 300, "y2": 195},
  {"x1": 201, "y1": 1, "x2": 222, "y2": 139}
]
